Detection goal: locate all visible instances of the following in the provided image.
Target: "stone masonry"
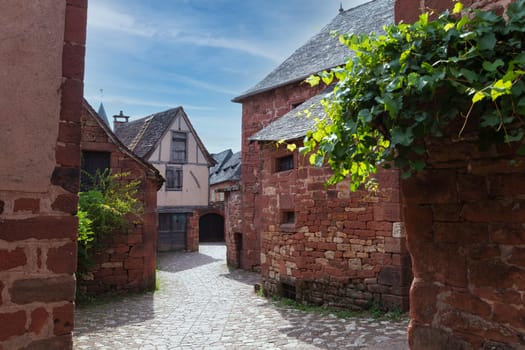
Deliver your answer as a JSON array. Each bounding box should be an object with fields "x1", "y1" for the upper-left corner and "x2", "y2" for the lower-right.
[
  {"x1": 79, "y1": 103, "x2": 163, "y2": 295},
  {"x1": 396, "y1": 0, "x2": 525, "y2": 348},
  {"x1": 0, "y1": 1, "x2": 87, "y2": 348},
  {"x1": 259, "y1": 142, "x2": 411, "y2": 310},
  {"x1": 240, "y1": 81, "x2": 326, "y2": 271}
]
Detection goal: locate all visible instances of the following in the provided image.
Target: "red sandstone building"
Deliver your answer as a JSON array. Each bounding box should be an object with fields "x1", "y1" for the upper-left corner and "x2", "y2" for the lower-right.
[
  {"x1": 79, "y1": 101, "x2": 164, "y2": 295},
  {"x1": 232, "y1": 0, "x2": 411, "y2": 310}
]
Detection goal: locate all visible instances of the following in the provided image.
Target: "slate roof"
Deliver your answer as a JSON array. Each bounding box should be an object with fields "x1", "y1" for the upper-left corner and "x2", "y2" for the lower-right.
[
  {"x1": 82, "y1": 99, "x2": 165, "y2": 190},
  {"x1": 210, "y1": 150, "x2": 241, "y2": 185},
  {"x1": 114, "y1": 107, "x2": 215, "y2": 166},
  {"x1": 249, "y1": 87, "x2": 332, "y2": 142},
  {"x1": 232, "y1": 0, "x2": 394, "y2": 102}
]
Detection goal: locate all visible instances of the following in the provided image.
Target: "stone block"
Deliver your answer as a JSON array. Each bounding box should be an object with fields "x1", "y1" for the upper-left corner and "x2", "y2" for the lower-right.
[
  {"x1": 22, "y1": 334, "x2": 73, "y2": 350},
  {"x1": 29, "y1": 308, "x2": 49, "y2": 335},
  {"x1": 0, "y1": 216, "x2": 77, "y2": 241},
  {"x1": 53, "y1": 303, "x2": 74, "y2": 335},
  {"x1": 0, "y1": 310, "x2": 26, "y2": 341},
  {"x1": 392, "y1": 222, "x2": 405, "y2": 238},
  {"x1": 0, "y1": 248, "x2": 27, "y2": 271},
  {"x1": 64, "y1": 4, "x2": 87, "y2": 44},
  {"x1": 47, "y1": 242, "x2": 77, "y2": 274},
  {"x1": 10, "y1": 276, "x2": 75, "y2": 304},
  {"x1": 13, "y1": 198, "x2": 40, "y2": 213},
  {"x1": 51, "y1": 166, "x2": 80, "y2": 193},
  {"x1": 51, "y1": 194, "x2": 78, "y2": 214}
]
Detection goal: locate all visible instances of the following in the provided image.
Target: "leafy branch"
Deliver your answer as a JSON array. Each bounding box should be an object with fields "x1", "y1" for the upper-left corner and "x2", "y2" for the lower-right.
[{"x1": 302, "y1": 0, "x2": 525, "y2": 190}]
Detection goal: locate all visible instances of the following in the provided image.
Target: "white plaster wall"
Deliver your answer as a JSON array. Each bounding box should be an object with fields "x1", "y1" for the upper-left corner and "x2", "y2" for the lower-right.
[{"x1": 150, "y1": 114, "x2": 210, "y2": 207}]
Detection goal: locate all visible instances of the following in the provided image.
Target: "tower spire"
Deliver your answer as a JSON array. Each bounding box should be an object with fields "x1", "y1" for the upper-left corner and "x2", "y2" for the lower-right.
[{"x1": 339, "y1": 2, "x2": 344, "y2": 13}]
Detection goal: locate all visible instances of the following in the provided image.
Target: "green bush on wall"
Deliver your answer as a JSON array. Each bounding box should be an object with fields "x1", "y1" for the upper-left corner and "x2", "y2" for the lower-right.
[{"x1": 77, "y1": 170, "x2": 143, "y2": 276}]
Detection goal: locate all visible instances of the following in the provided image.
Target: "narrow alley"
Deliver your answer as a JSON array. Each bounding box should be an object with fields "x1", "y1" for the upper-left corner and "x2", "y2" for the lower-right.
[{"x1": 74, "y1": 244, "x2": 407, "y2": 349}]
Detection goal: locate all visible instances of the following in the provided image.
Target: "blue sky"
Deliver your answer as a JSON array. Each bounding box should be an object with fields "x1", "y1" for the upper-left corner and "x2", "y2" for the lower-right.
[{"x1": 84, "y1": 0, "x2": 368, "y2": 154}]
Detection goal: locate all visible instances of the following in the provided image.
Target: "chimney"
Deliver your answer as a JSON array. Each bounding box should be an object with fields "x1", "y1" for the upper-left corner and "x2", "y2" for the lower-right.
[{"x1": 113, "y1": 110, "x2": 130, "y2": 130}]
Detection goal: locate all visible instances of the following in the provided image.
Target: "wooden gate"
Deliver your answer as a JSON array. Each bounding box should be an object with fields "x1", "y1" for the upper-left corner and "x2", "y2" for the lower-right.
[{"x1": 158, "y1": 213, "x2": 187, "y2": 251}]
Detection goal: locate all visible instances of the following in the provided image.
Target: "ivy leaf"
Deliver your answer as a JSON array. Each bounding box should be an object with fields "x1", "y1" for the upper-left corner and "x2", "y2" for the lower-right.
[
  {"x1": 491, "y1": 79, "x2": 513, "y2": 100},
  {"x1": 286, "y1": 143, "x2": 297, "y2": 152},
  {"x1": 306, "y1": 75, "x2": 320, "y2": 87},
  {"x1": 452, "y1": 2, "x2": 463, "y2": 14},
  {"x1": 482, "y1": 59, "x2": 504, "y2": 72},
  {"x1": 504, "y1": 130, "x2": 524, "y2": 143},
  {"x1": 319, "y1": 71, "x2": 334, "y2": 85},
  {"x1": 480, "y1": 112, "x2": 500, "y2": 127},
  {"x1": 472, "y1": 90, "x2": 486, "y2": 103},
  {"x1": 391, "y1": 126, "x2": 414, "y2": 146},
  {"x1": 459, "y1": 68, "x2": 477, "y2": 83},
  {"x1": 478, "y1": 33, "x2": 497, "y2": 51},
  {"x1": 358, "y1": 109, "x2": 373, "y2": 123}
]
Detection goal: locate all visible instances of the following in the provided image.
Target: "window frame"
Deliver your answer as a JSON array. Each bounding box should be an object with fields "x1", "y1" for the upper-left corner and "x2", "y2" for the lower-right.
[
  {"x1": 276, "y1": 154, "x2": 294, "y2": 172},
  {"x1": 171, "y1": 131, "x2": 187, "y2": 164},
  {"x1": 166, "y1": 166, "x2": 183, "y2": 191}
]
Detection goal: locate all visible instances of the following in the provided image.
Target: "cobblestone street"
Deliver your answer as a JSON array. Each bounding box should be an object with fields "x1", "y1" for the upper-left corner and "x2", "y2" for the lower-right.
[{"x1": 74, "y1": 244, "x2": 408, "y2": 349}]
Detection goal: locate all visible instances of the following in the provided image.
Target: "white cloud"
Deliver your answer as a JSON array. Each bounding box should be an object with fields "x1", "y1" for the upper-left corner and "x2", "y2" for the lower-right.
[
  {"x1": 172, "y1": 34, "x2": 283, "y2": 62},
  {"x1": 166, "y1": 73, "x2": 239, "y2": 96},
  {"x1": 87, "y1": 2, "x2": 282, "y2": 62},
  {"x1": 88, "y1": 2, "x2": 159, "y2": 37},
  {"x1": 86, "y1": 94, "x2": 215, "y2": 112}
]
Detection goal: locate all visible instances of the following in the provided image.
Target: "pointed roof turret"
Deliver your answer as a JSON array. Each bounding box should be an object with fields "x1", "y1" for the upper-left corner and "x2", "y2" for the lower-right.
[{"x1": 97, "y1": 102, "x2": 109, "y2": 126}]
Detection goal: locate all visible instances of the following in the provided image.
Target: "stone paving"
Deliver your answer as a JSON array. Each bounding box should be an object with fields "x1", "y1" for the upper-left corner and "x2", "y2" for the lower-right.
[{"x1": 74, "y1": 244, "x2": 408, "y2": 349}]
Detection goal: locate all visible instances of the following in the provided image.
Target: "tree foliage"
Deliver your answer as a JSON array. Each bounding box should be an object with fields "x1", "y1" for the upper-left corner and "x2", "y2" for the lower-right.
[
  {"x1": 302, "y1": 1, "x2": 525, "y2": 190},
  {"x1": 77, "y1": 170, "x2": 143, "y2": 275}
]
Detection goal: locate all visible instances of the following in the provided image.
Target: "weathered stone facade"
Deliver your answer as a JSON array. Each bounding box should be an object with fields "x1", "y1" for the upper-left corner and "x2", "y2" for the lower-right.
[
  {"x1": 240, "y1": 82, "x2": 326, "y2": 271},
  {"x1": 396, "y1": 0, "x2": 525, "y2": 348},
  {"x1": 78, "y1": 103, "x2": 163, "y2": 295},
  {"x1": 258, "y1": 142, "x2": 410, "y2": 310},
  {"x1": 0, "y1": 1, "x2": 87, "y2": 348},
  {"x1": 224, "y1": 187, "x2": 242, "y2": 268}
]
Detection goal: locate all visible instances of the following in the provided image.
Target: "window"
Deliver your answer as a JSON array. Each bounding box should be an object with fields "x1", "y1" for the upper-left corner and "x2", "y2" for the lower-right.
[
  {"x1": 166, "y1": 166, "x2": 183, "y2": 191},
  {"x1": 276, "y1": 155, "x2": 294, "y2": 172},
  {"x1": 281, "y1": 211, "x2": 295, "y2": 225},
  {"x1": 80, "y1": 151, "x2": 110, "y2": 190},
  {"x1": 171, "y1": 132, "x2": 187, "y2": 163}
]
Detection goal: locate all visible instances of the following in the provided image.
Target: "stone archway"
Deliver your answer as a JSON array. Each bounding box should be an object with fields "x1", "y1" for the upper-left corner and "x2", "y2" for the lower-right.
[{"x1": 199, "y1": 213, "x2": 225, "y2": 242}]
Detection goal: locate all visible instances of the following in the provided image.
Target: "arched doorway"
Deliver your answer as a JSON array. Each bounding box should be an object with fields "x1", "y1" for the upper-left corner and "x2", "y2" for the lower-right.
[{"x1": 199, "y1": 213, "x2": 224, "y2": 242}]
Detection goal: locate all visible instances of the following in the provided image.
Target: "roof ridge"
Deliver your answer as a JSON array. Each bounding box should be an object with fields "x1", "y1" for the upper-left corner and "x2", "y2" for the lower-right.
[{"x1": 129, "y1": 115, "x2": 154, "y2": 152}]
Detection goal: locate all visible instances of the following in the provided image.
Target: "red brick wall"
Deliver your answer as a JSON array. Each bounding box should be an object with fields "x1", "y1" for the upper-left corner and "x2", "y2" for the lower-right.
[
  {"x1": 395, "y1": 1, "x2": 524, "y2": 348},
  {"x1": 239, "y1": 82, "x2": 325, "y2": 270},
  {"x1": 259, "y1": 143, "x2": 410, "y2": 310},
  {"x1": 79, "y1": 107, "x2": 160, "y2": 295},
  {"x1": 0, "y1": 1, "x2": 86, "y2": 348}
]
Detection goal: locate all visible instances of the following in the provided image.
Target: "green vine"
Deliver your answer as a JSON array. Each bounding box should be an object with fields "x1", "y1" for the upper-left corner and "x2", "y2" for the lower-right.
[
  {"x1": 77, "y1": 170, "x2": 143, "y2": 276},
  {"x1": 303, "y1": 1, "x2": 525, "y2": 190}
]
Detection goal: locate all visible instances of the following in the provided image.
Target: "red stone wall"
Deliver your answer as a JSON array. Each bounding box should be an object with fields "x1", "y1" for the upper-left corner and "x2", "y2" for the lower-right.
[
  {"x1": 187, "y1": 210, "x2": 200, "y2": 251},
  {"x1": 239, "y1": 82, "x2": 325, "y2": 270},
  {"x1": 79, "y1": 108, "x2": 160, "y2": 295},
  {"x1": 259, "y1": 143, "x2": 410, "y2": 310},
  {"x1": 402, "y1": 137, "x2": 525, "y2": 349},
  {"x1": 224, "y1": 187, "x2": 242, "y2": 268},
  {"x1": 395, "y1": 1, "x2": 524, "y2": 349},
  {"x1": 0, "y1": 1, "x2": 87, "y2": 348}
]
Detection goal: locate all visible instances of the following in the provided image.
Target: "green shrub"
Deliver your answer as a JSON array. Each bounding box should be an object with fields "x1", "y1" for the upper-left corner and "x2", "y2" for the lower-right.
[{"x1": 77, "y1": 170, "x2": 142, "y2": 276}]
